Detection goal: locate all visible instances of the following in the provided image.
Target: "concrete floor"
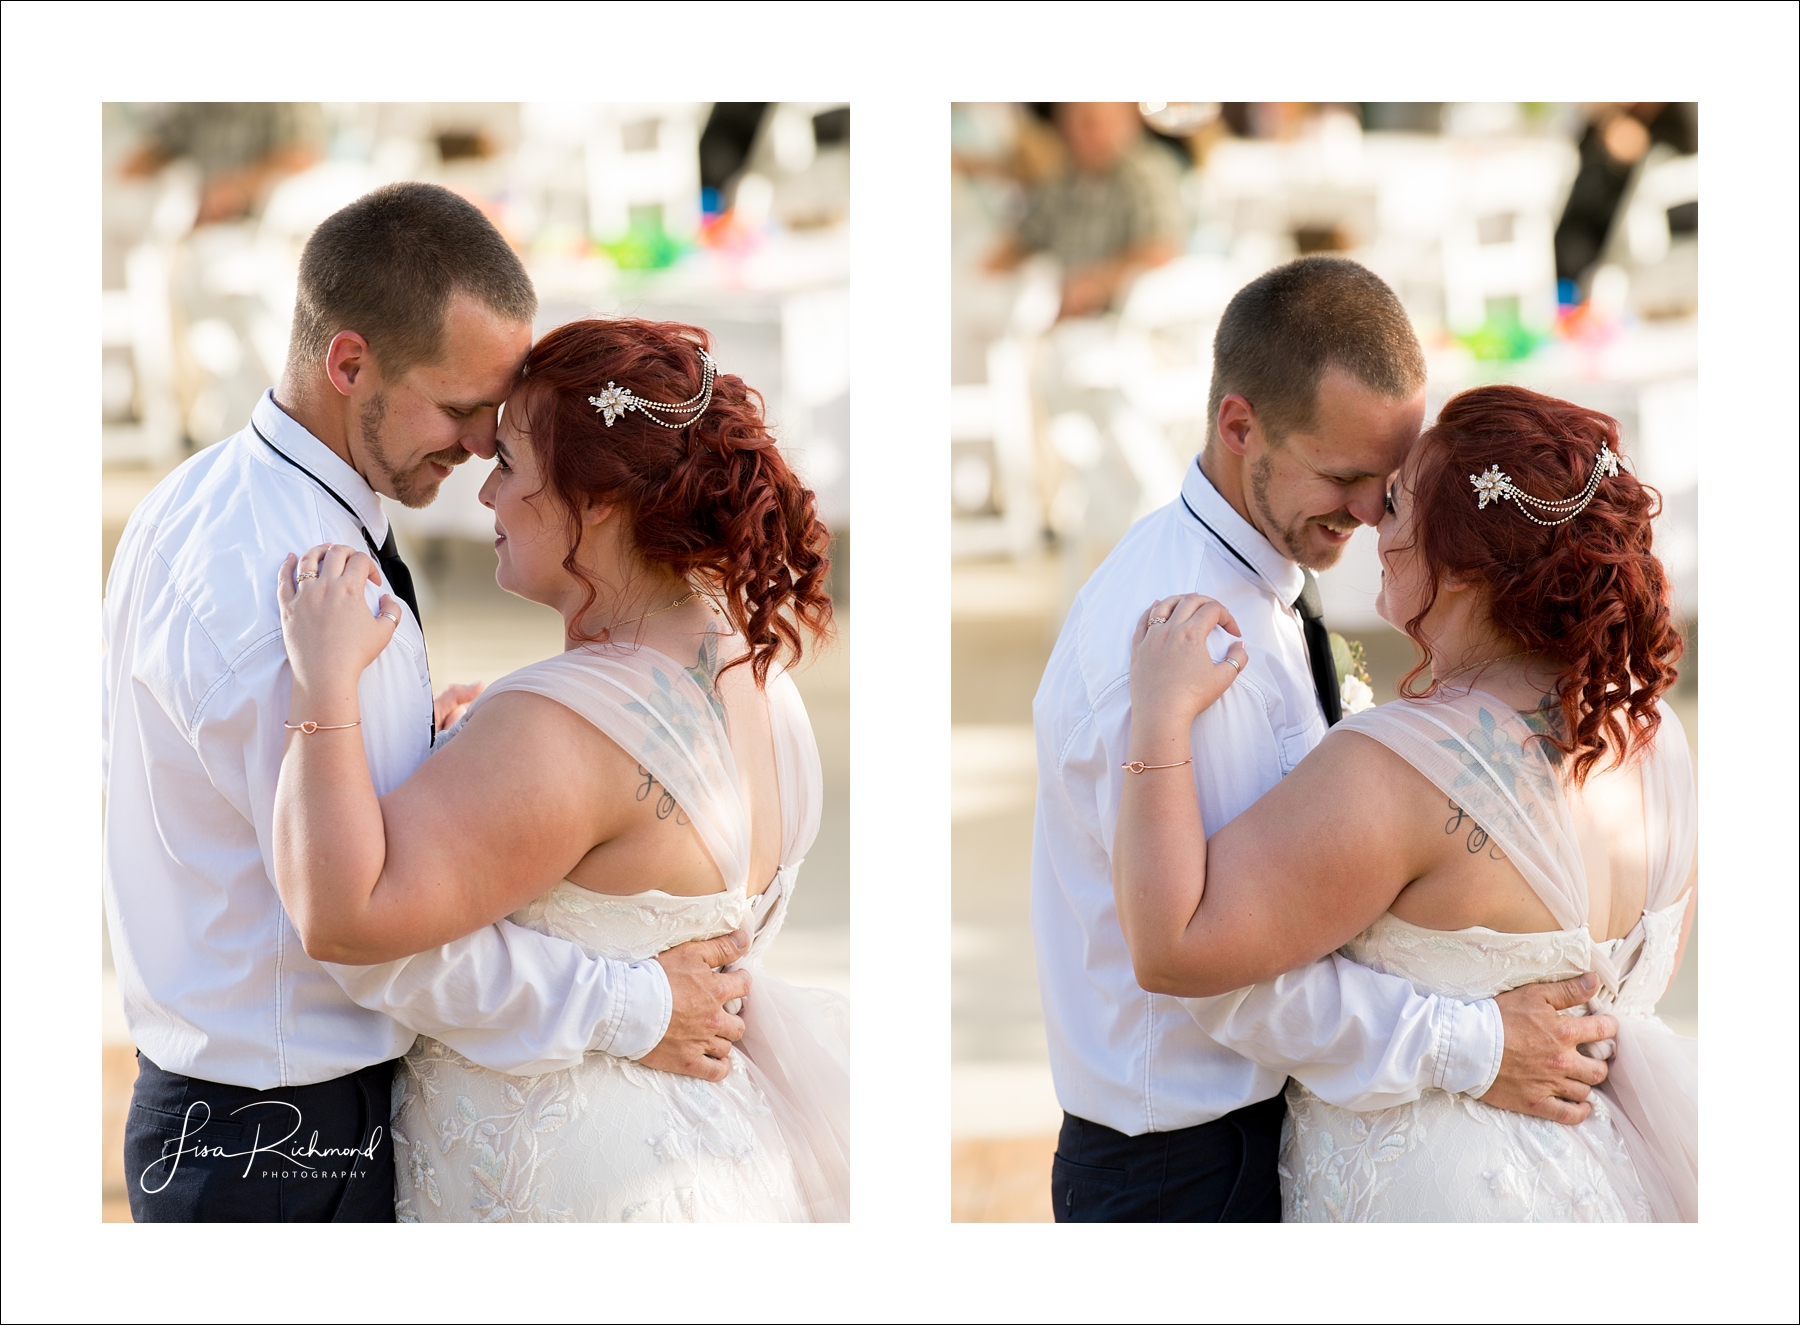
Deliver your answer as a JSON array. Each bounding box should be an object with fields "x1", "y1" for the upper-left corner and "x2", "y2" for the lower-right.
[
  {"x1": 101, "y1": 469, "x2": 849, "y2": 1220},
  {"x1": 950, "y1": 551, "x2": 1699, "y2": 1222},
  {"x1": 949, "y1": 559, "x2": 1062, "y2": 1222}
]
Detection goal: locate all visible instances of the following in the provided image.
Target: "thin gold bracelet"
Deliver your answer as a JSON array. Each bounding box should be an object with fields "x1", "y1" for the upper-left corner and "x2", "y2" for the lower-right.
[
  {"x1": 284, "y1": 720, "x2": 362, "y2": 735},
  {"x1": 1121, "y1": 757, "x2": 1193, "y2": 774}
]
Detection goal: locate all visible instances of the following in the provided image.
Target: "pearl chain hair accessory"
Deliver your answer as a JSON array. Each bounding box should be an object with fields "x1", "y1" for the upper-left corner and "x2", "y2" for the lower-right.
[
  {"x1": 1469, "y1": 443, "x2": 1621, "y2": 527},
  {"x1": 588, "y1": 346, "x2": 717, "y2": 429}
]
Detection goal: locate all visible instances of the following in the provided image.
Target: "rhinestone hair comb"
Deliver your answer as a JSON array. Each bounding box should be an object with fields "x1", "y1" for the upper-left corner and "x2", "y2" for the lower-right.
[
  {"x1": 1470, "y1": 444, "x2": 1621, "y2": 527},
  {"x1": 588, "y1": 346, "x2": 717, "y2": 429}
]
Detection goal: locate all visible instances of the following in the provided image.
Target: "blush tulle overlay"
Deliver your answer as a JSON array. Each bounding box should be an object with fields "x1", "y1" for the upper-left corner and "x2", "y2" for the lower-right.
[
  {"x1": 1279, "y1": 694, "x2": 1696, "y2": 1222},
  {"x1": 391, "y1": 644, "x2": 848, "y2": 1222}
]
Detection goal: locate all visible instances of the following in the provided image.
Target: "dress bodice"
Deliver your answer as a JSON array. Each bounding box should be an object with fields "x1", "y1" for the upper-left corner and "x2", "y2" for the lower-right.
[
  {"x1": 1344, "y1": 896, "x2": 1687, "y2": 1014},
  {"x1": 512, "y1": 883, "x2": 752, "y2": 965},
  {"x1": 1344, "y1": 913, "x2": 1588, "y2": 1002},
  {"x1": 509, "y1": 870, "x2": 796, "y2": 968}
]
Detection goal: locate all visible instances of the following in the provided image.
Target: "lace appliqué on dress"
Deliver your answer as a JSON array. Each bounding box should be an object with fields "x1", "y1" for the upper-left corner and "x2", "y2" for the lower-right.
[
  {"x1": 1281, "y1": 1080, "x2": 1651, "y2": 1223},
  {"x1": 393, "y1": 1025, "x2": 800, "y2": 1224},
  {"x1": 394, "y1": 1038, "x2": 576, "y2": 1223},
  {"x1": 1278, "y1": 912, "x2": 1674, "y2": 1223}
]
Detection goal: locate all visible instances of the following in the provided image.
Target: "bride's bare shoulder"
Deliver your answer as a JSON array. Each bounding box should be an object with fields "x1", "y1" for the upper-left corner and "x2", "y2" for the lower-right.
[
  {"x1": 425, "y1": 688, "x2": 633, "y2": 787},
  {"x1": 1216, "y1": 723, "x2": 1457, "y2": 881},
  {"x1": 1293, "y1": 724, "x2": 1436, "y2": 800}
]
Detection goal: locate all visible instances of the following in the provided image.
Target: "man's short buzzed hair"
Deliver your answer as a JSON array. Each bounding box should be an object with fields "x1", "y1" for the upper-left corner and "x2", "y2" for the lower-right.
[
  {"x1": 1206, "y1": 255, "x2": 1425, "y2": 445},
  {"x1": 288, "y1": 182, "x2": 536, "y2": 378}
]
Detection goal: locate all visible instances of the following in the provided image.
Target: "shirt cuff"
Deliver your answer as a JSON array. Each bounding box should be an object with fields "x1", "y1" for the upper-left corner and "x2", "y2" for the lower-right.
[
  {"x1": 588, "y1": 958, "x2": 672, "y2": 1061},
  {"x1": 1433, "y1": 997, "x2": 1505, "y2": 1098}
]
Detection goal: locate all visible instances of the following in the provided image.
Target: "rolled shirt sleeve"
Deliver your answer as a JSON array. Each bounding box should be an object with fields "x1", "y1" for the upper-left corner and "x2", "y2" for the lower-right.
[
  {"x1": 325, "y1": 934, "x2": 672, "y2": 1075},
  {"x1": 1450, "y1": 996, "x2": 1505, "y2": 1098},
  {"x1": 1182, "y1": 958, "x2": 1504, "y2": 1112}
]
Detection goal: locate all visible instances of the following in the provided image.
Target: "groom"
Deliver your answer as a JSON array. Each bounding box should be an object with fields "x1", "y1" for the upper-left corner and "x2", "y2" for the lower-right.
[
  {"x1": 103, "y1": 183, "x2": 751, "y2": 1222},
  {"x1": 1032, "y1": 255, "x2": 1620, "y2": 1221}
]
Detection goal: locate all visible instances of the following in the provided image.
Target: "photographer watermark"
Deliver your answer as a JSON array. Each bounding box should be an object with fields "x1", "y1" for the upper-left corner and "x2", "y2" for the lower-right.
[{"x1": 139, "y1": 1098, "x2": 384, "y2": 1194}]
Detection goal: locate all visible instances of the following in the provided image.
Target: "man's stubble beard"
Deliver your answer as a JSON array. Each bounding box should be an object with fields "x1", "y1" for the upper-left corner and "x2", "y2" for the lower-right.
[
  {"x1": 358, "y1": 389, "x2": 468, "y2": 510},
  {"x1": 1248, "y1": 452, "x2": 1354, "y2": 572}
]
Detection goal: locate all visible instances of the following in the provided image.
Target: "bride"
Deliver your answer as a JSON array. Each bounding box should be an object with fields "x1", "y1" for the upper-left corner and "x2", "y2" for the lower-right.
[
  {"x1": 268, "y1": 318, "x2": 847, "y2": 1222},
  {"x1": 1112, "y1": 384, "x2": 1697, "y2": 1222}
]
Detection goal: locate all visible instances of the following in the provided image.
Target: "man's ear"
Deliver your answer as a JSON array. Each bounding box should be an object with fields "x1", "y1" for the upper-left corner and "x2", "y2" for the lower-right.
[
  {"x1": 1215, "y1": 394, "x2": 1259, "y2": 458},
  {"x1": 324, "y1": 330, "x2": 376, "y2": 399}
]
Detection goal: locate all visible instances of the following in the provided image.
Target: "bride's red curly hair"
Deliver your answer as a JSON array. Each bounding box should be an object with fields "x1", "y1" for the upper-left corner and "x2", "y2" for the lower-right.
[
  {"x1": 511, "y1": 317, "x2": 832, "y2": 685},
  {"x1": 1399, "y1": 384, "x2": 1683, "y2": 785}
]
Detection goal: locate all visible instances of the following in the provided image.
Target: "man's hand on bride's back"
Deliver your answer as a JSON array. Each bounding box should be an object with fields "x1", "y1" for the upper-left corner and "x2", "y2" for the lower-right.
[
  {"x1": 1481, "y1": 973, "x2": 1618, "y2": 1125},
  {"x1": 1129, "y1": 593, "x2": 1249, "y2": 722},
  {"x1": 642, "y1": 931, "x2": 751, "y2": 1082}
]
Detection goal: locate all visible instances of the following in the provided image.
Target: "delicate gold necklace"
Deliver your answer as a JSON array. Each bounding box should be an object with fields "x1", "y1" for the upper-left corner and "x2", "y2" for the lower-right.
[
  {"x1": 1436, "y1": 649, "x2": 1537, "y2": 685},
  {"x1": 599, "y1": 587, "x2": 701, "y2": 635}
]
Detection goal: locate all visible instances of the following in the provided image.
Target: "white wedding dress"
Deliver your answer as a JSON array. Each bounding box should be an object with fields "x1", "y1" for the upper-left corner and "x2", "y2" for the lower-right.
[
  {"x1": 1280, "y1": 693, "x2": 1697, "y2": 1222},
  {"x1": 392, "y1": 645, "x2": 849, "y2": 1222}
]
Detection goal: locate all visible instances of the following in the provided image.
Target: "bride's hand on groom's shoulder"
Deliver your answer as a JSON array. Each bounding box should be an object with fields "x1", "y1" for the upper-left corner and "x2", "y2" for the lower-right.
[
  {"x1": 1129, "y1": 593, "x2": 1249, "y2": 722},
  {"x1": 276, "y1": 544, "x2": 402, "y2": 691}
]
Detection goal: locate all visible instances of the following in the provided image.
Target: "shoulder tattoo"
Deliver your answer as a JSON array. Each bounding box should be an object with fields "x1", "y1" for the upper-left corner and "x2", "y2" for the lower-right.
[
  {"x1": 1444, "y1": 798, "x2": 1507, "y2": 862},
  {"x1": 636, "y1": 765, "x2": 691, "y2": 826},
  {"x1": 684, "y1": 624, "x2": 730, "y2": 730}
]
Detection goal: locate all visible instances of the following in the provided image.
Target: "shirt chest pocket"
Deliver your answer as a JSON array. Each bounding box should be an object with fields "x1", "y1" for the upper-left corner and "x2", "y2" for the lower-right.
[
  {"x1": 1265, "y1": 677, "x2": 1327, "y2": 775},
  {"x1": 376, "y1": 612, "x2": 431, "y2": 692},
  {"x1": 397, "y1": 631, "x2": 430, "y2": 689}
]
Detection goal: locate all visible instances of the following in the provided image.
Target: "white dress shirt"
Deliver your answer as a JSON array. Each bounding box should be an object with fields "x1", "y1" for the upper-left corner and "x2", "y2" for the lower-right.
[
  {"x1": 102, "y1": 391, "x2": 672, "y2": 1090},
  {"x1": 1031, "y1": 459, "x2": 1504, "y2": 1136}
]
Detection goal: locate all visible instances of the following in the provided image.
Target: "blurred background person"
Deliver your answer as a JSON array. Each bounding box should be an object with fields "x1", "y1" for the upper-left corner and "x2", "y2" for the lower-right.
[
  {"x1": 100, "y1": 100, "x2": 851, "y2": 1222},
  {"x1": 1554, "y1": 102, "x2": 1699, "y2": 298},
  {"x1": 119, "y1": 102, "x2": 325, "y2": 228},
  {"x1": 983, "y1": 102, "x2": 1187, "y2": 319}
]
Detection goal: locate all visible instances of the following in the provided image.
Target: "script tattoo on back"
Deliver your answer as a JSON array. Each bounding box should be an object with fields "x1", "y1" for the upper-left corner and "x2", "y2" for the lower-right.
[
  {"x1": 636, "y1": 765, "x2": 690, "y2": 826},
  {"x1": 1445, "y1": 798, "x2": 1507, "y2": 862}
]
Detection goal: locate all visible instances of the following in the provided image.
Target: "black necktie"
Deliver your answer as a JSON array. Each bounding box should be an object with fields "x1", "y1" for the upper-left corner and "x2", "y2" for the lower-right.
[
  {"x1": 371, "y1": 528, "x2": 433, "y2": 742},
  {"x1": 1293, "y1": 570, "x2": 1342, "y2": 727},
  {"x1": 255, "y1": 423, "x2": 433, "y2": 741},
  {"x1": 374, "y1": 526, "x2": 422, "y2": 634}
]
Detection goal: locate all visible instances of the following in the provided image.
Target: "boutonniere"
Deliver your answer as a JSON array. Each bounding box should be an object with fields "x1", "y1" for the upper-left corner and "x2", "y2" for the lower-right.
[{"x1": 1329, "y1": 632, "x2": 1375, "y2": 714}]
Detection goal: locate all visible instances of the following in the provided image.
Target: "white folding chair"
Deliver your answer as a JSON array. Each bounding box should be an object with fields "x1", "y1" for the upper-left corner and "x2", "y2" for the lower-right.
[
  {"x1": 586, "y1": 104, "x2": 703, "y2": 246},
  {"x1": 1439, "y1": 139, "x2": 1577, "y2": 335}
]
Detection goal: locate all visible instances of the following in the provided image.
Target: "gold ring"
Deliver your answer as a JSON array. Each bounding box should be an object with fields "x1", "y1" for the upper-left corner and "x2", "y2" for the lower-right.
[
  {"x1": 1148, "y1": 615, "x2": 1169, "y2": 626},
  {"x1": 1225, "y1": 656, "x2": 1241, "y2": 672},
  {"x1": 296, "y1": 570, "x2": 318, "y2": 581}
]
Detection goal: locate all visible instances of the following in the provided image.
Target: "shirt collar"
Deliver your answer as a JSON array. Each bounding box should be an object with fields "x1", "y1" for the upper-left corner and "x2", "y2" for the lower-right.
[
  {"x1": 250, "y1": 389, "x2": 389, "y2": 543},
  {"x1": 1179, "y1": 457, "x2": 1306, "y2": 606}
]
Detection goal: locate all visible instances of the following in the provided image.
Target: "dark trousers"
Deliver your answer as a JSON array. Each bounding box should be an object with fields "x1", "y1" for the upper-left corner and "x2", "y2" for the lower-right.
[
  {"x1": 124, "y1": 1052, "x2": 397, "y2": 1222},
  {"x1": 1051, "y1": 1093, "x2": 1286, "y2": 1222}
]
